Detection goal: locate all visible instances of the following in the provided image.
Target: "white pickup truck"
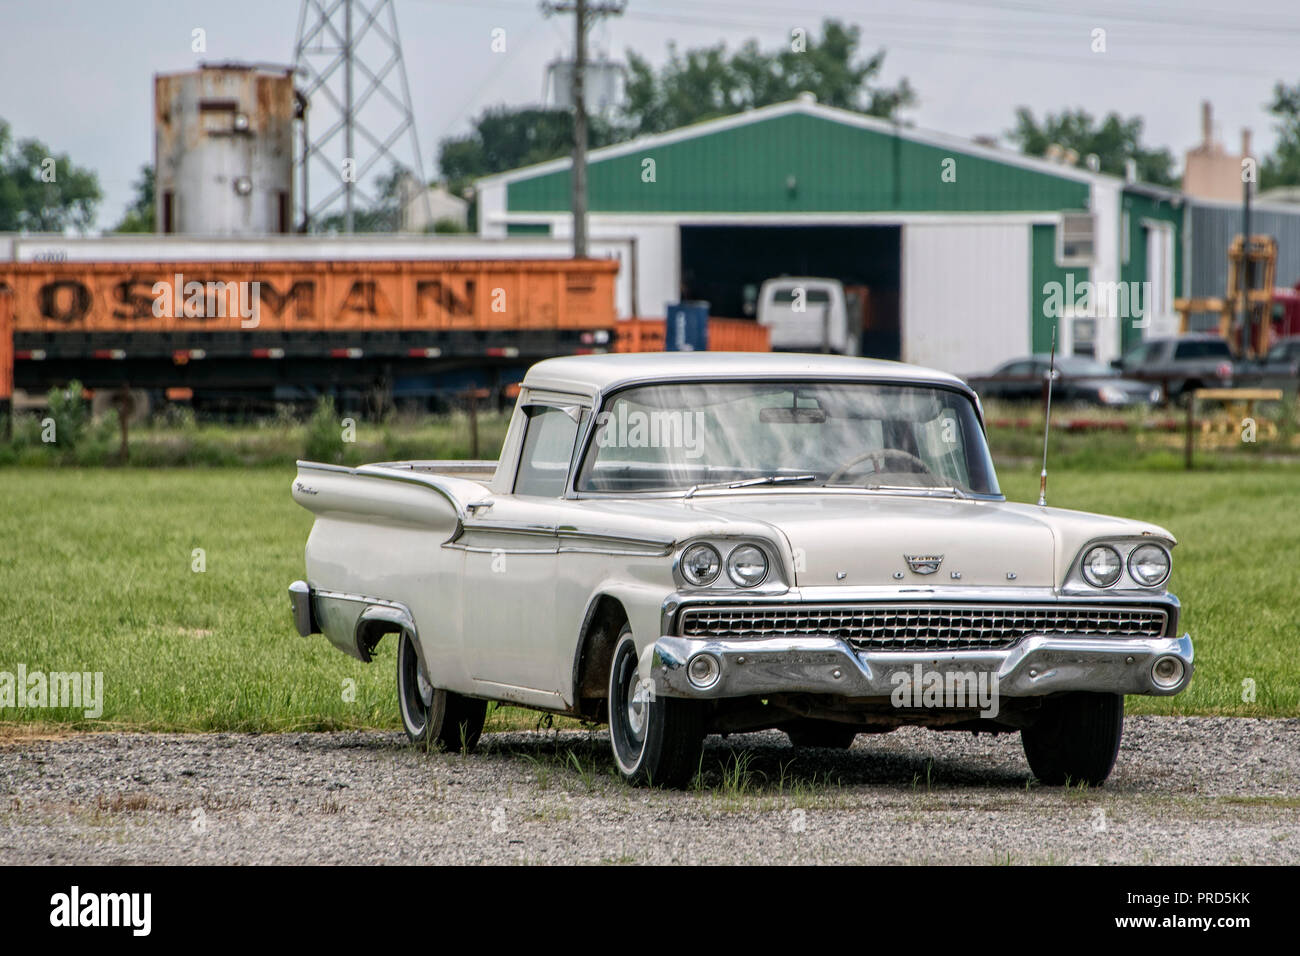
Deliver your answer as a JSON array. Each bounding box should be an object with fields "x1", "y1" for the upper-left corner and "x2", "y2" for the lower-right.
[
  {"x1": 756, "y1": 277, "x2": 857, "y2": 355},
  {"x1": 289, "y1": 352, "x2": 1192, "y2": 787}
]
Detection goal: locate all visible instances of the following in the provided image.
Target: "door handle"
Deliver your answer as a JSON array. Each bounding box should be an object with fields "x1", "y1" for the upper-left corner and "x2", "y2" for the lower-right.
[{"x1": 466, "y1": 501, "x2": 494, "y2": 514}]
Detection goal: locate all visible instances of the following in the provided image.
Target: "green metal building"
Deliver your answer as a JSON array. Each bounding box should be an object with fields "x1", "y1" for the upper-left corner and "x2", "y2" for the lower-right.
[{"x1": 477, "y1": 94, "x2": 1184, "y2": 373}]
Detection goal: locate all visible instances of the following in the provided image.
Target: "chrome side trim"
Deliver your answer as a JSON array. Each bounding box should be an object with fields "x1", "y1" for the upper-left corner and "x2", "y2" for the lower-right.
[
  {"x1": 446, "y1": 523, "x2": 677, "y2": 556},
  {"x1": 557, "y1": 528, "x2": 676, "y2": 550}
]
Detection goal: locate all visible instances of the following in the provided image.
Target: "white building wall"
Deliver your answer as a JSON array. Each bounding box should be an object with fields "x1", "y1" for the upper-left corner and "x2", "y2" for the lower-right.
[
  {"x1": 902, "y1": 222, "x2": 1031, "y2": 376},
  {"x1": 475, "y1": 180, "x2": 508, "y2": 238},
  {"x1": 1089, "y1": 179, "x2": 1123, "y2": 365},
  {"x1": 591, "y1": 219, "x2": 679, "y2": 318}
]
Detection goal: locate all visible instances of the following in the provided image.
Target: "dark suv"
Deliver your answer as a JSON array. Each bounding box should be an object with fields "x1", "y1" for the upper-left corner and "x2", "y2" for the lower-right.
[{"x1": 1114, "y1": 335, "x2": 1234, "y2": 400}]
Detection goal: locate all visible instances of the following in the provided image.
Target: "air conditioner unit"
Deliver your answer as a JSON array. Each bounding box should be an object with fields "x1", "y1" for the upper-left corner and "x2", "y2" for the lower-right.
[{"x1": 1057, "y1": 213, "x2": 1096, "y2": 266}]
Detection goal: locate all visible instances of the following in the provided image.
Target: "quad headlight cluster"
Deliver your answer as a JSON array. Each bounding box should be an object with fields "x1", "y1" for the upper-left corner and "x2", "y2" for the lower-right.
[
  {"x1": 1078, "y1": 541, "x2": 1171, "y2": 589},
  {"x1": 679, "y1": 541, "x2": 771, "y2": 588}
]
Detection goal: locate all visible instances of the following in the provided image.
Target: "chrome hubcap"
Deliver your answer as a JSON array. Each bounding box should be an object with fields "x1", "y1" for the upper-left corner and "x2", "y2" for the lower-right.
[
  {"x1": 625, "y1": 667, "x2": 649, "y2": 740},
  {"x1": 416, "y1": 665, "x2": 434, "y2": 708}
]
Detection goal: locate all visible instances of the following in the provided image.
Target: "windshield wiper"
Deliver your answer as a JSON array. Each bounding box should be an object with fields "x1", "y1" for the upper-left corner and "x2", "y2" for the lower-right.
[
  {"x1": 684, "y1": 473, "x2": 817, "y2": 498},
  {"x1": 862, "y1": 483, "x2": 972, "y2": 499}
]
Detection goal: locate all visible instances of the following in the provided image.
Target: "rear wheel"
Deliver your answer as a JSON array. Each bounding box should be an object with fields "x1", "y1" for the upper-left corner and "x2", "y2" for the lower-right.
[
  {"x1": 785, "y1": 719, "x2": 858, "y2": 750},
  {"x1": 608, "y1": 626, "x2": 705, "y2": 787},
  {"x1": 397, "y1": 631, "x2": 487, "y2": 751},
  {"x1": 1021, "y1": 692, "x2": 1124, "y2": 786}
]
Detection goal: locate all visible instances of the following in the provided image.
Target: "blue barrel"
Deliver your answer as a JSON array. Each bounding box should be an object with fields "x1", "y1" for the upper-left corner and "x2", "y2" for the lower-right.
[{"x1": 665, "y1": 301, "x2": 710, "y2": 352}]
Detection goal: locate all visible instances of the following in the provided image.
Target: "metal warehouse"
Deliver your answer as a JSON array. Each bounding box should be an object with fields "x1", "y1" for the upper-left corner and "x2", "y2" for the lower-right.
[{"x1": 476, "y1": 94, "x2": 1192, "y2": 374}]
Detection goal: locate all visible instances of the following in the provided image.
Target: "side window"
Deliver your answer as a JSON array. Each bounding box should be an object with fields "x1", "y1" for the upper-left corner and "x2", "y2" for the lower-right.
[
  {"x1": 1125, "y1": 342, "x2": 1154, "y2": 364},
  {"x1": 1174, "y1": 340, "x2": 1228, "y2": 360},
  {"x1": 1002, "y1": 361, "x2": 1033, "y2": 376},
  {"x1": 514, "y1": 406, "x2": 581, "y2": 497}
]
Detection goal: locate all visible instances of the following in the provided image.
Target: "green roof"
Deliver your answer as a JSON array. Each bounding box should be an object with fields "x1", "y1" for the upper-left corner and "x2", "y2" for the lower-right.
[{"x1": 482, "y1": 98, "x2": 1100, "y2": 216}]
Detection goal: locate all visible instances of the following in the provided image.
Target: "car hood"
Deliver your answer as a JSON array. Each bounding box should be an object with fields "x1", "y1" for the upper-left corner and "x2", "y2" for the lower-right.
[
  {"x1": 554, "y1": 491, "x2": 1176, "y2": 590},
  {"x1": 682, "y1": 494, "x2": 1057, "y2": 587}
]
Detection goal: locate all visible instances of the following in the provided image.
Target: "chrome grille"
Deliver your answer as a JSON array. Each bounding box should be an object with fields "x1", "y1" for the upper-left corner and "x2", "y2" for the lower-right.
[{"x1": 678, "y1": 604, "x2": 1168, "y2": 651}]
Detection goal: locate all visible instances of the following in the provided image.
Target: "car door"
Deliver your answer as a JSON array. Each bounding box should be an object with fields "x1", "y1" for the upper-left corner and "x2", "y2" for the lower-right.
[{"x1": 461, "y1": 400, "x2": 586, "y2": 693}]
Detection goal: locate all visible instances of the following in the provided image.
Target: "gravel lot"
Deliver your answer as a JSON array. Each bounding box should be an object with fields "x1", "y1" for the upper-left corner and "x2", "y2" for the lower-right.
[{"x1": 2, "y1": 717, "x2": 1297, "y2": 865}]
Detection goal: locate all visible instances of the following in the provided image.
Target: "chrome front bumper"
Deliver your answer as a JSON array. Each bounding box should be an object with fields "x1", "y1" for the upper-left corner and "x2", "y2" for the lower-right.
[{"x1": 652, "y1": 632, "x2": 1195, "y2": 700}]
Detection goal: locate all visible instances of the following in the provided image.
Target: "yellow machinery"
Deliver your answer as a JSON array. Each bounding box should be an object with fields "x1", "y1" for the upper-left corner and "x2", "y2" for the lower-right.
[{"x1": 1174, "y1": 235, "x2": 1276, "y2": 357}]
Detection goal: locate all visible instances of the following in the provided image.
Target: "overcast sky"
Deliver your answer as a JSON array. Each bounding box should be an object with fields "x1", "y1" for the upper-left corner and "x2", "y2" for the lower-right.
[{"x1": 3, "y1": 0, "x2": 1299, "y2": 230}]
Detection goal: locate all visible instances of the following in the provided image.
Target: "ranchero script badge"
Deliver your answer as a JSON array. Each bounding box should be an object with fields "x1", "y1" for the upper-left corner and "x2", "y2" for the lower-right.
[{"x1": 904, "y1": 554, "x2": 944, "y2": 575}]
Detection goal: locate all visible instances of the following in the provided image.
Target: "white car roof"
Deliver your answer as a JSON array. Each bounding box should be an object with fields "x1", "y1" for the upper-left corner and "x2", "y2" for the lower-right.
[{"x1": 523, "y1": 351, "x2": 969, "y2": 396}]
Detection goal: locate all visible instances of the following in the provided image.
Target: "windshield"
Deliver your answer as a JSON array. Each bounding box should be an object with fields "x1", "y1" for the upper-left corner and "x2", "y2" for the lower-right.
[{"x1": 575, "y1": 381, "x2": 1000, "y2": 496}]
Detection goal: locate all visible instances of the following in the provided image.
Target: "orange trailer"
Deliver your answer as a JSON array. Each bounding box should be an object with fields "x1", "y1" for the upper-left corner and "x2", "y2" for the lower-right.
[{"x1": 1, "y1": 257, "x2": 618, "y2": 410}]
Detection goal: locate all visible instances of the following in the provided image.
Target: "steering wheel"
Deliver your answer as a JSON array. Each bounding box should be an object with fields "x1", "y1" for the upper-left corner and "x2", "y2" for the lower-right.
[{"x1": 827, "y1": 447, "x2": 933, "y2": 484}]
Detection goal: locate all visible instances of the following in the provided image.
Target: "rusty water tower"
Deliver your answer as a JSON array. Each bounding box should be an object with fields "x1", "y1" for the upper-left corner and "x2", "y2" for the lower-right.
[{"x1": 154, "y1": 64, "x2": 300, "y2": 235}]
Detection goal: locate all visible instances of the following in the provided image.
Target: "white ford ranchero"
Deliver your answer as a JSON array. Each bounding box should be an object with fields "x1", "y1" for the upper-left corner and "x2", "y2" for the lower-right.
[{"x1": 289, "y1": 352, "x2": 1193, "y2": 787}]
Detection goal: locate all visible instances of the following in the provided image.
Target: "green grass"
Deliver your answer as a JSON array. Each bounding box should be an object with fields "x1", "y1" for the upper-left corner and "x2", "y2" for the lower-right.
[
  {"x1": 0, "y1": 408, "x2": 511, "y2": 468},
  {"x1": 0, "y1": 464, "x2": 1296, "y2": 733}
]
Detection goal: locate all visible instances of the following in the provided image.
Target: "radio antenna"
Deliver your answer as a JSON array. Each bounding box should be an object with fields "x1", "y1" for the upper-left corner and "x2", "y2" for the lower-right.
[{"x1": 1038, "y1": 327, "x2": 1057, "y2": 507}]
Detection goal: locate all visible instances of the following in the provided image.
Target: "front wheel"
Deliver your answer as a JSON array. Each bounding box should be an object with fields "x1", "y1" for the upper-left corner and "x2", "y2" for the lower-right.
[
  {"x1": 397, "y1": 631, "x2": 487, "y2": 751},
  {"x1": 607, "y1": 626, "x2": 705, "y2": 787},
  {"x1": 1021, "y1": 692, "x2": 1124, "y2": 786}
]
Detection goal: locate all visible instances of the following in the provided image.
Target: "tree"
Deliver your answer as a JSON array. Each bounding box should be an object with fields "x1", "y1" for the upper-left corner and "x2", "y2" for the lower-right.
[
  {"x1": 1260, "y1": 81, "x2": 1300, "y2": 190},
  {"x1": 0, "y1": 119, "x2": 102, "y2": 232},
  {"x1": 439, "y1": 107, "x2": 621, "y2": 197},
  {"x1": 313, "y1": 163, "x2": 410, "y2": 233},
  {"x1": 113, "y1": 164, "x2": 154, "y2": 233},
  {"x1": 622, "y1": 20, "x2": 915, "y2": 137},
  {"x1": 436, "y1": 20, "x2": 914, "y2": 189},
  {"x1": 1008, "y1": 107, "x2": 1177, "y2": 187}
]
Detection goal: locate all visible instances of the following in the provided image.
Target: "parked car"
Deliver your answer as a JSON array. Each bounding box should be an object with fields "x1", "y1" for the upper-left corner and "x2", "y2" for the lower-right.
[
  {"x1": 1113, "y1": 334, "x2": 1234, "y2": 400},
  {"x1": 289, "y1": 353, "x2": 1193, "y2": 787},
  {"x1": 967, "y1": 354, "x2": 1162, "y2": 406},
  {"x1": 1236, "y1": 335, "x2": 1300, "y2": 392}
]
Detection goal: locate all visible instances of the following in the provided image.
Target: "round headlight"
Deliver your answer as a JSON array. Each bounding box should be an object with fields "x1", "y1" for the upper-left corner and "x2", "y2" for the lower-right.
[
  {"x1": 1081, "y1": 545, "x2": 1123, "y2": 588},
  {"x1": 1128, "y1": 543, "x2": 1171, "y2": 587},
  {"x1": 680, "y1": 543, "x2": 721, "y2": 586},
  {"x1": 726, "y1": 544, "x2": 768, "y2": 587}
]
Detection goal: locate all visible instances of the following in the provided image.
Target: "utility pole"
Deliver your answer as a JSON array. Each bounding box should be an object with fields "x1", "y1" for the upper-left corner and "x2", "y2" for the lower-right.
[
  {"x1": 542, "y1": 0, "x2": 625, "y2": 259},
  {"x1": 1240, "y1": 156, "x2": 1253, "y2": 355}
]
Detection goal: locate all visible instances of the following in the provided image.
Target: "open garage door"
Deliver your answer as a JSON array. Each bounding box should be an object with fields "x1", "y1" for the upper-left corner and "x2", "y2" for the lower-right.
[
  {"x1": 902, "y1": 223, "x2": 1031, "y2": 376},
  {"x1": 679, "y1": 225, "x2": 901, "y2": 359}
]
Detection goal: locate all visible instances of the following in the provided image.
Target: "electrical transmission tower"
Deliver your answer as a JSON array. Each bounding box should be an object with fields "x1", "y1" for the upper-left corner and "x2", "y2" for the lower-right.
[{"x1": 293, "y1": 0, "x2": 430, "y2": 232}]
